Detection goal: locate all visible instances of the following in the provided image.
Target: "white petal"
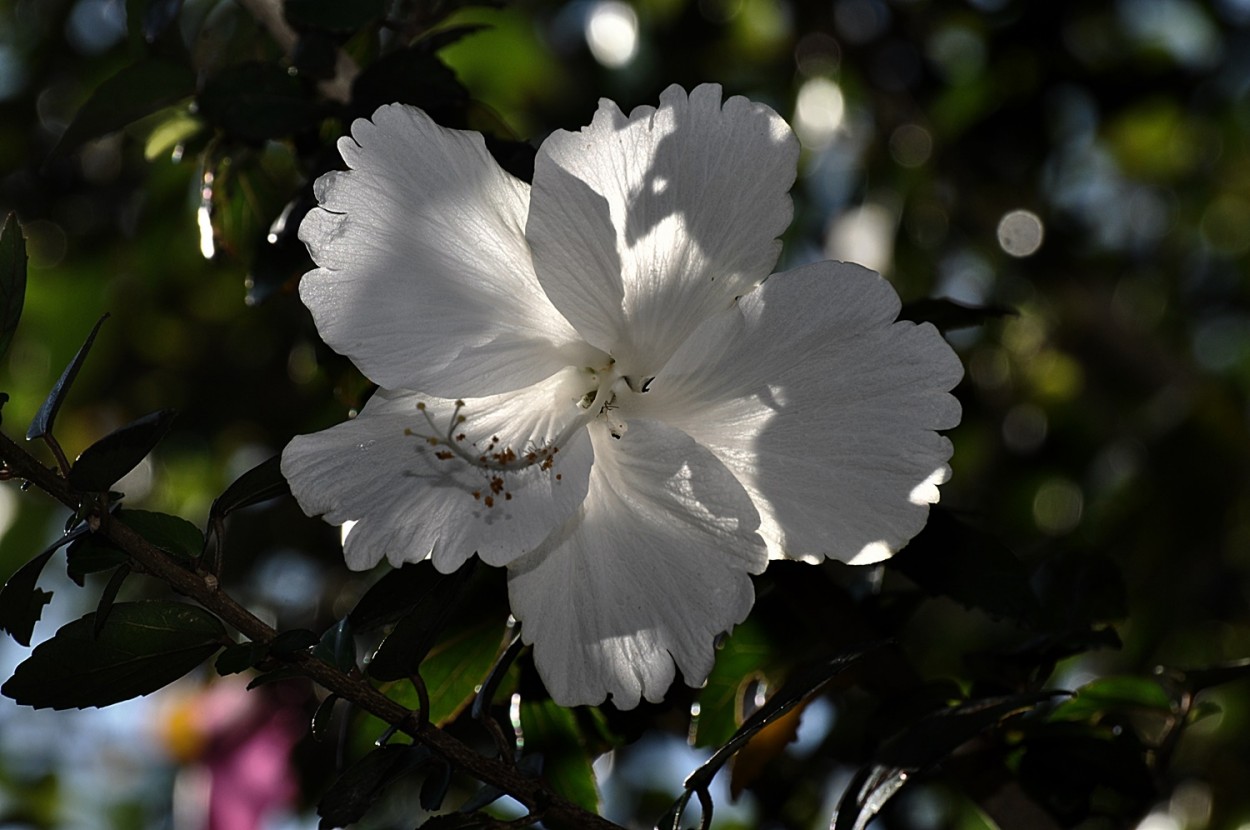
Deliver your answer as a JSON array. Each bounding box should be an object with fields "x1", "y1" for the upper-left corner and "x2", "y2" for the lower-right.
[
  {"x1": 281, "y1": 376, "x2": 596, "y2": 573},
  {"x1": 632, "y1": 261, "x2": 963, "y2": 564},
  {"x1": 299, "y1": 104, "x2": 588, "y2": 398},
  {"x1": 507, "y1": 420, "x2": 766, "y2": 709},
  {"x1": 527, "y1": 84, "x2": 799, "y2": 378}
]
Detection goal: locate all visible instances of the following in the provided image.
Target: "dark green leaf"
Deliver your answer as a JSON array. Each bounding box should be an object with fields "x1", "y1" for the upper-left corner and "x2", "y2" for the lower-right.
[
  {"x1": 1, "y1": 601, "x2": 225, "y2": 709},
  {"x1": 316, "y1": 744, "x2": 428, "y2": 829},
  {"x1": 284, "y1": 0, "x2": 385, "y2": 32},
  {"x1": 68, "y1": 409, "x2": 176, "y2": 492},
  {"x1": 368, "y1": 559, "x2": 478, "y2": 681},
  {"x1": 313, "y1": 617, "x2": 356, "y2": 674},
  {"x1": 0, "y1": 213, "x2": 27, "y2": 360},
  {"x1": 28, "y1": 314, "x2": 109, "y2": 441},
  {"x1": 349, "y1": 560, "x2": 444, "y2": 634},
  {"x1": 420, "y1": 759, "x2": 453, "y2": 812},
  {"x1": 311, "y1": 693, "x2": 339, "y2": 742},
  {"x1": 1050, "y1": 676, "x2": 1173, "y2": 723},
  {"x1": 899, "y1": 296, "x2": 1016, "y2": 332},
  {"x1": 519, "y1": 699, "x2": 600, "y2": 813},
  {"x1": 198, "y1": 62, "x2": 320, "y2": 142},
  {"x1": 216, "y1": 641, "x2": 268, "y2": 675},
  {"x1": 1175, "y1": 658, "x2": 1250, "y2": 693},
  {"x1": 208, "y1": 454, "x2": 289, "y2": 520},
  {"x1": 92, "y1": 564, "x2": 131, "y2": 636},
  {"x1": 52, "y1": 58, "x2": 196, "y2": 156},
  {"x1": 65, "y1": 534, "x2": 129, "y2": 586},
  {"x1": 887, "y1": 508, "x2": 1040, "y2": 623},
  {"x1": 0, "y1": 525, "x2": 88, "y2": 646},
  {"x1": 875, "y1": 691, "x2": 1062, "y2": 768},
  {"x1": 246, "y1": 667, "x2": 305, "y2": 689},
  {"x1": 121, "y1": 510, "x2": 203, "y2": 562}
]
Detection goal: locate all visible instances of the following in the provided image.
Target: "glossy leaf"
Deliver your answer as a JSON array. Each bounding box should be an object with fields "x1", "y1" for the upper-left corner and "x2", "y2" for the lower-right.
[
  {"x1": 1, "y1": 601, "x2": 226, "y2": 709},
  {"x1": 313, "y1": 617, "x2": 356, "y2": 674},
  {"x1": 120, "y1": 510, "x2": 203, "y2": 562},
  {"x1": 311, "y1": 694, "x2": 339, "y2": 742},
  {"x1": 349, "y1": 560, "x2": 443, "y2": 633},
  {"x1": 215, "y1": 641, "x2": 267, "y2": 675},
  {"x1": 0, "y1": 525, "x2": 88, "y2": 646},
  {"x1": 28, "y1": 314, "x2": 108, "y2": 441},
  {"x1": 367, "y1": 559, "x2": 478, "y2": 681},
  {"x1": 68, "y1": 409, "x2": 176, "y2": 492},
  {"x1": 207, "y1": 454, "x2": 289, "y2": 520},
  {"x1": 52, "y1": 58, "x2": 196, "y2": 156},
  {"x1": 316, "y1": 743, "x2": 429, "y2": 829},
  {"x1": 0, "y1": 213, "x2": 27, "y2": 360},
  {"x1": 519, "y1": 698, "x2": 600, "y2": 813}
]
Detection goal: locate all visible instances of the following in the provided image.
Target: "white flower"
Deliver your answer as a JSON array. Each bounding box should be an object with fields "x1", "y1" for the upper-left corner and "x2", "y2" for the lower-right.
[{"x1": 282, "y1": 84, "x2": 963, "y2": 708}]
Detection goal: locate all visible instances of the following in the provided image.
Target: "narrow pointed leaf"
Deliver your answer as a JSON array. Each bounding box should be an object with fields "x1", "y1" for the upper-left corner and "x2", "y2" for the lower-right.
[
  {"x1": 367, "y1": 559, "x2": 478, "y2": 681},
  {"x1": 311, "y1": 694, "x2": 339, "y2": 742},
  {"x1": 0, "y1": 213, "x2": 27, "y2": 360},
  {"x1": 832, "y1": 766, "x2": 912, "y2": 830},
  {"x1": 899, "y1": 297, "x2": 1015, "y2": 332},
  {"x1": 874, "y1": 691, "x2": 1063, "y2": 769},
  {"x1": 313, "y1": 617, "x2": 356, "y2": 674},
  {"x1": 0, "y1": 525, "x2": 88, "y2": 646},
  {"x1": 1, "y1": 601, "x2": 226, "y2": 709},
  {"x1": 208, "y1": 454, "x2": 289, "y2": 520},
  {"x1": 68, "y1": 409, "x2": 176, "y2": 492},
  {"x1": 28, "y1": 314, "x2": 109, "y2": 441},
  {"x1": 92, "y1": 565, "x2": 131, "y2": 636},
  {"x1": 52, "y1": 58, "x2": 196, "y2": 156},
  {"x1": 349, "y1": 560, "x2": 443, "y2": 633}
]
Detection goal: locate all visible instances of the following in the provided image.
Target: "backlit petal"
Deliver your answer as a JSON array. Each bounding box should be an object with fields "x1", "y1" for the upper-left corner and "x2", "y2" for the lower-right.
[
  {"x1": 299, "y1": 104, "x2": 586, "y2": 398},
  {"x1": 527, "y1": 84, "x2": 799, "y2": 378},
  {"x1": 633, "y1": 261, "x2": 963, "y2": 564},
  {"x1": 281, "y1": 377, "x2": 595, "y2": 573},
  {"x1": 507, "y1": 420, "x2": 766, "y2": 708}
]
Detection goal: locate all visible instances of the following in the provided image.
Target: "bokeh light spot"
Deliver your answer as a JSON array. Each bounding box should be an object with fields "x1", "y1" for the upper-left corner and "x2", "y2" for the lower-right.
[
  {"x1": 1033, "y1": 477, "x2": 1084, "y2": 535},
  {"x1": 997, "y1": 209, "x2": 1044, "y2": 257},
  {"x1": 585, "y1": 1, "x2": 639, "y2": 68},
  {"x1": 794, "y1": 77, "x2": 845, "y2": 150}
]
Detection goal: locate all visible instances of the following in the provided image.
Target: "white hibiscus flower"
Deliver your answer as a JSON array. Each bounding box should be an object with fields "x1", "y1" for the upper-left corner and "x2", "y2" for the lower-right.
[{"x1": 282, "y1": 84, "x2": 963, "y2": 708}]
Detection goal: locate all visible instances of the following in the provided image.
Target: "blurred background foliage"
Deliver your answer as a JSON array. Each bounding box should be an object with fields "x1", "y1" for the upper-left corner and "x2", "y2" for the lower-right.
[{"x1": 2, "y1": 0, "x2": 1250, "y2": 828}]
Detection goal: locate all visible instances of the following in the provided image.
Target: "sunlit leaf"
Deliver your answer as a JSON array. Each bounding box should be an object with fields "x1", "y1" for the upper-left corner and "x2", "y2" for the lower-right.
[
  {"x1": 28, "y1": 314, "x2": 109, "y2": 441},
  {"x1": 519, "y1": 698, "x2": 600, "y2": 813},
  {"x1": 1050, "y1": 676, "x2": 1173, "y2": 723},
  {"x1": 52, "y1": 58, "x2": 196, "y2": 156},
  {"x1": 691, "y1": 618, "x2": 772, "y2": 748},
  {"x1": 1, "y1": 601, "x2": 226, "y2": 709},
  {"x1": 68, "y1": 409, "x2": 176, "y2": 492},
  {"x1": 0, "y1": 213, "x2": 27, "y2": 361}
]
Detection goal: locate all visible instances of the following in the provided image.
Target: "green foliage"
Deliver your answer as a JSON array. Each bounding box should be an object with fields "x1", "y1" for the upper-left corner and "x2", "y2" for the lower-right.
[
  {"x1": 1, "y1": 602, "x2": 225, "y2": 709},
  {"x1": 519, "y1": 698, "x2": 601, "y2": 813}
]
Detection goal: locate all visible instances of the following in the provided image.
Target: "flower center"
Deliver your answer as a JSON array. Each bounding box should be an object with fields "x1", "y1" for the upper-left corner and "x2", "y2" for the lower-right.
[{"x1": 405, "y1": 359, "x2": 641, "y2": 507}]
